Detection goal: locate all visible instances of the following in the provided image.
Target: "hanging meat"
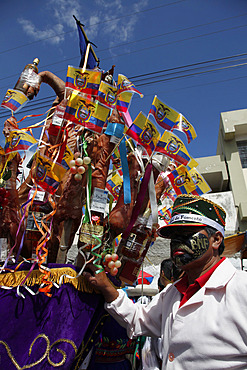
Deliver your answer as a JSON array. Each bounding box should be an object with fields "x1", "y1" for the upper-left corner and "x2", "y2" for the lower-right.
[{"x1": 0, "y1": 117, "x2": 23, "y2": 261}]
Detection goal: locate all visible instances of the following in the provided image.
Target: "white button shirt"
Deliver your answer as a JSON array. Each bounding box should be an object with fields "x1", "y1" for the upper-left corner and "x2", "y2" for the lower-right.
[{"x1": 105, "y1": 259, "x2": 247, "y2": 369}]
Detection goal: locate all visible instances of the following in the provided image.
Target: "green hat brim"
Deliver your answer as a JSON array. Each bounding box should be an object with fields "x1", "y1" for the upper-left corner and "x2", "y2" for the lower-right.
[{"x1": 158, "y1": 222, "x2": 207, "y2": 239}]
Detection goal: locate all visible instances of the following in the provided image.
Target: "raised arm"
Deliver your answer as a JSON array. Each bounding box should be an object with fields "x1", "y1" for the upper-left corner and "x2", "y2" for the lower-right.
[{"x1": 83, "y1": 264, "x2": 163, "y2": 339}]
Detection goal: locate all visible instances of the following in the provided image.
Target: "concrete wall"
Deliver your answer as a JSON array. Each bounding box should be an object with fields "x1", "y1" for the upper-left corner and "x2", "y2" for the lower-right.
[
  {"x1": 203, "y1": 191, "x2": 238, "y2": 236},
  {"x1": 195, "y1": 155, "x2": 228, "y2": 192},
  {"x1": 215, "y1": 109, "x2": 247, "y2": 231}
]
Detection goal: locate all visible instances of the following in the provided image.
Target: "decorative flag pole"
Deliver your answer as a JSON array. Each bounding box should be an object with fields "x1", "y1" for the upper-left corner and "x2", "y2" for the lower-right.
[{"x1": 82, "y1": 43, "x2": 91, "y2": 73}]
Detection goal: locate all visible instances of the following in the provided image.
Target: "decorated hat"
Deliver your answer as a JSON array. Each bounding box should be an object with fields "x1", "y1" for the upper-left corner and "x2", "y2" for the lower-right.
[{"x1": 158, "y1": 194, "x2": 226, "y2": 238}]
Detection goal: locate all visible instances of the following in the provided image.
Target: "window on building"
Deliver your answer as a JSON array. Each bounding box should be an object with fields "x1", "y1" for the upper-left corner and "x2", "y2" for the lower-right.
[{"x1": 237, "y1": 140, "x2": 247, "y2": 168}]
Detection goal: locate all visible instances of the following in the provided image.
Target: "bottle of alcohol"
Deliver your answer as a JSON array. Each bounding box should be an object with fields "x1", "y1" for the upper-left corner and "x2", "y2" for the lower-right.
[
  {"x1": 14, "y1": 58, "x2": 40, "y2": 97},
  {"x1": 116, "y1": 209, "x2": 153, "y2": 285}
]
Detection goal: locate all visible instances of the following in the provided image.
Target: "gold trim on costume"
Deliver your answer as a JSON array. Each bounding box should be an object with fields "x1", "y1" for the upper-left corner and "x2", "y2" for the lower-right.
[
  {"x1": 0, "y1": 267, "x2": 98, "y2": 293},
  {"x1": 0, "y1": 266, "x2": 120, "y2": 292},
  {"x1": 0, "y1": 333, "x2": 77, "y2": 369}
]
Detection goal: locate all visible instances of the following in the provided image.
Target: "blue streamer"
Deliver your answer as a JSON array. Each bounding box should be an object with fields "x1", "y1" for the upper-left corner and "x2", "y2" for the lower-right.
[
  {"x1": 119, "y1": 139, "x2": 131, "y2": 204},
  {"x1": 105, "y1": 121, "x2": 125, "y2": 138}
]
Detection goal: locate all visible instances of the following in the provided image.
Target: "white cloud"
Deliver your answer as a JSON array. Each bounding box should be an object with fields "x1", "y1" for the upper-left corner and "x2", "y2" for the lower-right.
[
  {"x1": 18, "y1": 0, "x2": 150, "y2": 50},
  {"x1": 18, "y1": 18, "x2": 65, "y2": 45},
  {"x1": 48, "y1": 0, "x2": 82, "y2": 29},
  {"x1": 93, "y1": 0, "x2": 150, "y2": 46},
  {"x1": 18, "y1": 0, "x2": 83, "y2": 45},
  {"x1": 133, "y1": 0, "x2": 149, "y2": 12},
  {"x1": 95, "y1": 0, "x2": 123, "y2": 11}
]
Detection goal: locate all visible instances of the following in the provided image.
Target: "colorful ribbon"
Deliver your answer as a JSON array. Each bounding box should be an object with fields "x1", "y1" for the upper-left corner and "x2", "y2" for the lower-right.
[{"x1": 119, "y1": 139, "x2": 131, "y2": 204}]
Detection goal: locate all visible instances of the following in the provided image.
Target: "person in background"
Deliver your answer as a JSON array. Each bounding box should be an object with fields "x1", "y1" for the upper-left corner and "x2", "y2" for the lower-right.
[
  {"x1": 157, "y1": 277, "x2": 165, "y2": 292},
  {"x1": 84, "y1": 194, "x2": 247, "y2": 369}
]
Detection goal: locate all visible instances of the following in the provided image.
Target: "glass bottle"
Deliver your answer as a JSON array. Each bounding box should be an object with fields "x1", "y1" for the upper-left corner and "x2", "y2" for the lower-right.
[
  {"x1": 14, "y1": 58, "x2": 40, "y2": 97},
  {"x1": 116, "y1": 209, "x2": 153, "y2": 285}
]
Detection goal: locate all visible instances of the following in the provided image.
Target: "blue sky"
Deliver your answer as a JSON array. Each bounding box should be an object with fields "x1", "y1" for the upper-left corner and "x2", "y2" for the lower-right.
[{"x1": 1, "y1": 0, "x2": 247, "y2": 158}]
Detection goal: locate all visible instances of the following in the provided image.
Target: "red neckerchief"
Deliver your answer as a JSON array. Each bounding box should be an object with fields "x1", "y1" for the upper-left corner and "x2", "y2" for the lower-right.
[{"x1": 175, "y1": 257, "x2": 226, "y2": 308}]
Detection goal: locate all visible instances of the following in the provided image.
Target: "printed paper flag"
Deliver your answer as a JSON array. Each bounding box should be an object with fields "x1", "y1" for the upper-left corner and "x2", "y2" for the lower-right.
[
  {"x1": 116, "y1": 92, "x2": 133, "y2": 113},
  {"x1": 117, "y1": 74, "x2": 143, "y2": 97},
  {"x1": 172, "y1": 114, "x2": 197, "y2": 144},
  {"x1": 106, "y1": 172, "x2": 123, "y2": 201},
  {"x1": 64, "y1": 91, "x2": 110, "y2": 134},
  {"x1": 126, "y1": 112, "x2": 160, "y2": 155},
  {"x1": 5, "y1": 130, "x2": 37, "y2": 154},
  {"x1": 33, "y1": 152, "x2": 67, "y2": 195},
  {"x1": 111, "y1": 147, "x2": 122, "y2": 171},
  {"x1": 158, "y1": 206, "x2": 172, "y2": 224},
  {"x1": 96, "y1": 81, "x2": 118, "y2": 108},
  {"x1": 1, "y1": 89, "x2": 28, "y2": 113},
  {"x1": 161, "y1": 185, "x2": 177, "y2": 202},
  {"x1": 114, "y1": 234, "x2": 121, "y2": 248},
  {"x1": 168, "y1": 165, "x2": 196, "y2": 195},
  {"x1": 60, "y1": 145, "x2": 73, "y2": 171},
  {"x1": 74, "y1": 15, "x2": 99, "y2": 69},
  {"x1": 189, "y1": 167, "x2": 211, "y2": 195},
  {"x1": 149, "y1": 95, "x2": 179, "y2": 131},
  {"x1": 155, "y1": 130, "x2": 196, "y2": 167},
  {"x1": 66, "y1": 66, "x2": 101, "y2": 97}
]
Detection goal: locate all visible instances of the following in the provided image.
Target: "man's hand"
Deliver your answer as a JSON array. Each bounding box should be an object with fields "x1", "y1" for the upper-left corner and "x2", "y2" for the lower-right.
[{"x1": 83, "y1": 264, "x2": 119, "y2": 303}]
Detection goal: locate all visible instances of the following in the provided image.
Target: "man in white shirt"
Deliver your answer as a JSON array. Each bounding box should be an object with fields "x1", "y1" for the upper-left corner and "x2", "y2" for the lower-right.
[{"x1": 84, "y1": 194, "x2": 247, "y2": 369}]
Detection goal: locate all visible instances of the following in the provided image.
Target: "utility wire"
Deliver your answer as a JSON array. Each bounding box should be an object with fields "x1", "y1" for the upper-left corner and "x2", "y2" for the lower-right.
[
  {"x1": 1, "y1": 60, "x2": 247, "y2": 120},
  {"x1": 2, "y1": 73, "x2": 247, "y2": 122},
  {"x1": 129, "y1": 53, "x2": 247, "y2": 80},
  {"x1": 98, "y1": 12, "x2": 247, "y2": 53},
  {"x1": 135, "y1": 61, "x2": 247, "y2": 87},
  {"x1": 132, "y1": 56, "x2": 247, "y2": 84},
  {"x1": 1, "y1": 58, "x2": 247, "y2": 111},
  {"x1": 1, "y1": 50, "x2": 247, "y2": 95},
  {"x1": 0, "y1": 0, "x2": 187, "y2": 55},
  {"x1": 100, "y1": 24, "x2": 247, "y2": 64},
  {"x1": 1, "y1": 14, "x2": 247, "y2": 84}
]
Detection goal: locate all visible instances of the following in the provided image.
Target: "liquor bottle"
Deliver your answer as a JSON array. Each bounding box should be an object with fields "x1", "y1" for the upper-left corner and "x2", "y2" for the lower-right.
[
  {"x1": 14, "y1": 58, "x2": 40, "y2": 97},
  {"x1": 116, "y1": 209, "x2": 153, "y2": 285},
  {"x1": 77, "y1": 187, "x2": 107, "y2": 267}
]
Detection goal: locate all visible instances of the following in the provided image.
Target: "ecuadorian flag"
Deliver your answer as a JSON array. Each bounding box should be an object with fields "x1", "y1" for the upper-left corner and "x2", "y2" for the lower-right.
[
  {"x1": 65, "y1": 91, "x2": 110, "y2": 134},
  {"x1": 155, "y1": 131, "x2": 197, "y2": 167},
  {"x1": 34, "y1": 153, "x2": 67, "y2": 195},
  {"x1": 172, "y1": 114, "x2": 197, "y2": 144},
  {"x1": 149, "y1": 96, "x2": 179, "y2": 131},
  {"x1": 5, "y1": 130, "x2": 37, "y2": 154},
  {"x1": 97, "y1": 81, "x2": 118, "y2": 108},
  {"x1": 162, "y1": 185, "x2": 177, "y2": 202},
  {"x1": 189, "y1": 167, "x2": 211, "y2": 195},
  {"x1": 116, "y1": 91, "x2": 133, "y2": 112},
  {"x1": 117, "y1": 74, "x2": 143, "y2": 98},
  {"x1": 168, "y1": 165, "x2": 196, "y2": 195},
  {"x1": 158, "y1": 206, "x2": 172, "y2": 224},
  {"x1": 1, "y1": 89, "x2": 28, "y2": 113},
  {"x1": 65, "y1": 66, "x2": 101, "y2": 97},
  {"x1": 60, "y1": 145, "x2": 73, "y2": 171},
  {"x1": 106, "y1": 172, "x2": 123, "y2": 201},
  {"x1": 126, "y1": 112, "x2": 160, "y2": 156}
]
